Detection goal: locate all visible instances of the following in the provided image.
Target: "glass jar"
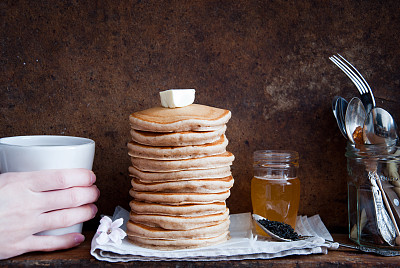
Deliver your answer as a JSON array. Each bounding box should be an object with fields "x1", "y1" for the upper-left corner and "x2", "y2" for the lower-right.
[
  {"x1": 346, "y1": 142, "x2": 400, "y2": 249},
  {"x1": 251, "y1": 150, "x2": 300, "y2": 234}
]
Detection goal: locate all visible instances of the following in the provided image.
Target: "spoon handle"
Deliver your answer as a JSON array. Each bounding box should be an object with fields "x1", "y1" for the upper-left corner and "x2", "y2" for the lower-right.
[{"x1": 326, "y1": 240, "x2": 400, "y2": 256}]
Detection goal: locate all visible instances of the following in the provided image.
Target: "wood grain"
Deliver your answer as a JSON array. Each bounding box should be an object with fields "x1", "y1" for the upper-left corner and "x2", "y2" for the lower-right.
[{"x1": 1, "y1": 232, "x2": 399, "y2": 267}]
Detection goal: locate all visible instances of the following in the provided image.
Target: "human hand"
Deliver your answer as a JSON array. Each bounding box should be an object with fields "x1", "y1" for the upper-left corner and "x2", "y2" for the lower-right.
[{"x1": 0, "y1": 169, "x2": 100, "y2": 260}]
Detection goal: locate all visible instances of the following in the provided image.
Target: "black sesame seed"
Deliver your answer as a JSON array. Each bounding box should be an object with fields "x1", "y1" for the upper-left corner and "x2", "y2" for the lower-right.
[{"x1": 258, "y1": 219, "x2": 299, "y2": 241}]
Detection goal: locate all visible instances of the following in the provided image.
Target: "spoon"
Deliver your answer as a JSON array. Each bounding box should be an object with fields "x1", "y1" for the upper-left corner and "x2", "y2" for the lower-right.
[
  {"x1": 332, "y1": 96, "x2": 348, "y2": 139},
  {"x1": 363, "y1": 107, "x2": 398, "y2": 145},
  {"x1": 345, "y1": 97, "x2": 366, "y2": 143},
  {"x1": 252, "y1": 214, "x2": 400, "y2": 256},
  {"x1": 338, "y1": 97, "x2": 349, "y2": 136}
]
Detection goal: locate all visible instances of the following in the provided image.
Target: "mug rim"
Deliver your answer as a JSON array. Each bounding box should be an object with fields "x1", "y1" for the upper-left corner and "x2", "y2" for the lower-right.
[{"x1": 0, "y1": 135, "x2": 95, "y2": 148}]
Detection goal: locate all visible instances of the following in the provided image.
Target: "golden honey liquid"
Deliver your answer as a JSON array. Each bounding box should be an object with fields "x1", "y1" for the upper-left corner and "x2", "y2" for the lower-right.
[{"x1": 251, "y1": 175, "x2": 300, "y2": 235}]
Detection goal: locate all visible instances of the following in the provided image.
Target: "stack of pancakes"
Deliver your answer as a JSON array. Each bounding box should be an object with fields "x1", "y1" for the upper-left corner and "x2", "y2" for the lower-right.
[{"x1": 126, "y1": 104, "x2": 234, "y2": 250}]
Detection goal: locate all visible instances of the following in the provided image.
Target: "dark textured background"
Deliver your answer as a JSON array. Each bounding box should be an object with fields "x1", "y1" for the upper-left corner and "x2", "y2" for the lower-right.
[{"x1": 1, "y1": 0, "x2": 400, "y2": 232}]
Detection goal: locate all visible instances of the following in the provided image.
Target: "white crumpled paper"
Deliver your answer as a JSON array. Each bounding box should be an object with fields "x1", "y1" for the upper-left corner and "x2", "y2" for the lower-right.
[{"x1": 90, "y1": 206, "x2": 337, "y2": 262}]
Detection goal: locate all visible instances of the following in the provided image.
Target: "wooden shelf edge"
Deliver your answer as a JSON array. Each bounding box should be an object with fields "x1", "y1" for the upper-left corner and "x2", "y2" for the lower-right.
[{"x1": 1, "y1": 232, "x2": 399, "y2": 267}]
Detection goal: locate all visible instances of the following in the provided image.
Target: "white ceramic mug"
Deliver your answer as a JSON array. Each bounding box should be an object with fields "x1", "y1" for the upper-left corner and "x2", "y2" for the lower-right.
[{"x1": 0, "y1": 135, "x2": 95, "y2": 236}]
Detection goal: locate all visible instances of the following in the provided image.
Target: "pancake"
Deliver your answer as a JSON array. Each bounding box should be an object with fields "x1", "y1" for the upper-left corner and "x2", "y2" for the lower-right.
[
  {"x1": 129, "y1": 189, "x2": 231, "y2": 205},
  {"x1": 127, "y1": 135, "x2": 228, "y2": 160},
  {"x1": 126, "y1": 218, "x2": 230, "y2": 239},
  {"x1": 130, "y1": 151, "x2": 234, "y2": 172},
  {"x1": 131, "y1": 176, "x2": 234, "y2": 193},
  {"x1": 130, "y1": 125, "x2": 226, "y2": 146},
  {"x1": 128, "y1": 166, "x2": 232, "y2": 182},
  {"x1": 129, "y1": 104, "x2": 231, "y2": 132},
  {"x1": 129, "y1": 200, "x2": 227, "y2": 216},
  {"x1": 127, "y1": 231, "x2": 230, "y2": 250},
  {"x1": 129, "y1": 208, "x2": 229, "y2": 230}
]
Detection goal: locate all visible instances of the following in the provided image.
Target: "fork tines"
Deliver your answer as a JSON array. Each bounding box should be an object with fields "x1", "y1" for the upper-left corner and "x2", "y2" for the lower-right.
[{"x1": 329, "y1": 54, "x2": 376, "y2": 111}]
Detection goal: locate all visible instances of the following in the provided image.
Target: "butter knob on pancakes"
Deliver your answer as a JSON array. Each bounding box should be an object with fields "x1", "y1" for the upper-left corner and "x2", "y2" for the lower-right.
[
  {"x1": 129, "y1": 104, "x2": 231, "y2": 132},
  {"x1": 127, "y1": 101, "x2": 234, "y2": 250}
]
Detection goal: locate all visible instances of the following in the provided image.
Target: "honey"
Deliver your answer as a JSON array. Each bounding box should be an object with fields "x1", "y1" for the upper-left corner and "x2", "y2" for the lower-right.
[{"x1": 251, "y1": 176, "x2": 300, "y2": 229}]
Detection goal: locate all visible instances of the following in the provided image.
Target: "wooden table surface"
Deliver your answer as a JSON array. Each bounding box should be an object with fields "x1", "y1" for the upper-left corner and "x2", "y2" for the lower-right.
[{"x1": 1, "y1": 232, "x2": 399, "y2": 267}]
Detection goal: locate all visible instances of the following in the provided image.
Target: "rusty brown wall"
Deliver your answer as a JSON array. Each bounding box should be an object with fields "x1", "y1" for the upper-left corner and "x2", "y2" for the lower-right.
[{"x1": 1, "y1": 0, "x2": 400, "y2": 231}]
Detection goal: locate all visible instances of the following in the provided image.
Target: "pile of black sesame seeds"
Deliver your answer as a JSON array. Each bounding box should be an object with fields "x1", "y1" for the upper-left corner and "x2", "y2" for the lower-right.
[{"x1": 258, "y1": 219, "x2": 300, "y2": 241}]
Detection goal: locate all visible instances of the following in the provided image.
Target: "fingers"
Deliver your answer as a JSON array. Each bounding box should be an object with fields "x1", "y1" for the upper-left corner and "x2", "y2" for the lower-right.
[
  {"x1": 27, "y1": 169, "x2": 96, "y2": 192},
  {"x1": 0, "y1": 170, "x2": 99, "y2": 259},
  {"x1": 36, "y1": 204, "x2": 98, "y2": 234},
  {"x1": 23, "y1": 233, "x2": 86, "y2": 254},
  {"x1": 0, "y1": 206, "x2": 92, "y2": 259},
  {"x1": 39, "y1": 185, "x2": 100, "y2": 212}
]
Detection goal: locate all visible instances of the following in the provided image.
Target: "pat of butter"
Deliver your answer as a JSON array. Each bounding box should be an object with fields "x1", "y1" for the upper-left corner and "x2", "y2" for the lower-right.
[{"x1": 160, "y1": 89, "x2": 195, "y2": 108}]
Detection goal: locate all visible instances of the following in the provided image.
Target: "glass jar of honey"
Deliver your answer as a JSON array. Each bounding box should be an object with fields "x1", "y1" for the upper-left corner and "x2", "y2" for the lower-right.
[{"x1": 251, "y1": 150, "x2": 300, "y2": 235}]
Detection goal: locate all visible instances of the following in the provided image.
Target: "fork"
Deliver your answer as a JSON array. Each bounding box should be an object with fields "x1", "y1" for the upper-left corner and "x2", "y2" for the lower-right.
[{"x1": 329, "y1": 54, "x2": 376, "y2": 114}]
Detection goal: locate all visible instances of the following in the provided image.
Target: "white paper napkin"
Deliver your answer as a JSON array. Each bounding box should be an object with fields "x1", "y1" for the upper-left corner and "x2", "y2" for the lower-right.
[{"x1": 90, "y1": 206, "x2": 336, "y2": 262}]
